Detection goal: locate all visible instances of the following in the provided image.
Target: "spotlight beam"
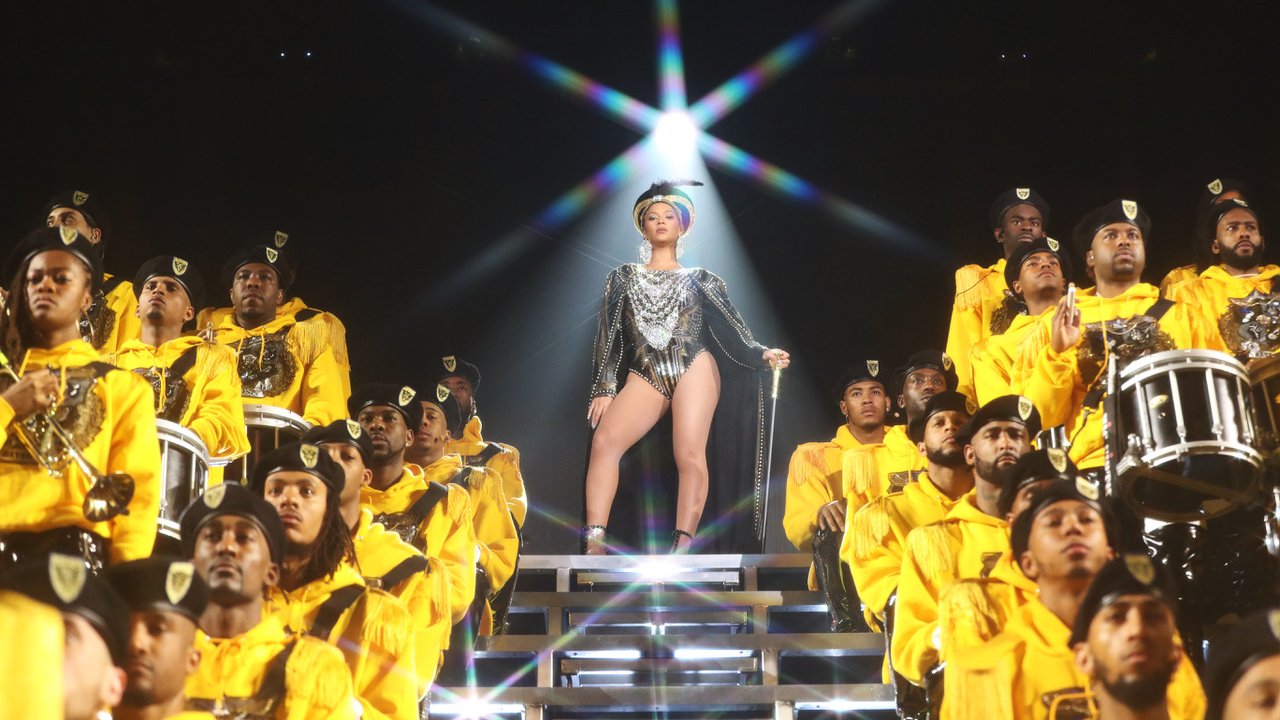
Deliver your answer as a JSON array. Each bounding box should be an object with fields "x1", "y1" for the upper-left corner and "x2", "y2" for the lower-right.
[{"x1": 655, "y1": 0, "x2": 687, "y2": 111}]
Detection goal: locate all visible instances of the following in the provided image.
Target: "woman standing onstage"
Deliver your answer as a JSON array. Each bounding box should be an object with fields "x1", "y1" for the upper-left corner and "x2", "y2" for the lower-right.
[
  {"x1": 585, "y1": 180, "x2": 790, "y2": 555},
  {"x1": 0, "y1": 227, "x2": 161, "y2": 572}
]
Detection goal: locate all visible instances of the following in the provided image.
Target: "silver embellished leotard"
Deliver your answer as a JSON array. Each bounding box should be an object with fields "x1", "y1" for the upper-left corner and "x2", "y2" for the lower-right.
[{"x1": 590, "y1": 264, "x2": 768, "y2": 399}]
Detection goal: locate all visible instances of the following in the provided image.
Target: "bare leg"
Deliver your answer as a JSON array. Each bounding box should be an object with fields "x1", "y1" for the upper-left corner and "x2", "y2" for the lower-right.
[
  {"x1": 670, "y1": 352, "x2": 721, "y2": 550},
  {"x1": 584, "y1": 374, "x2": 670, "y2": 533}
]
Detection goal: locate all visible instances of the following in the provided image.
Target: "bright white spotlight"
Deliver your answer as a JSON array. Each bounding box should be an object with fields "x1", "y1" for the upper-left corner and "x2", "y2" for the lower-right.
[{"x1": 652, "y1": 111, "x2": 699, "y2": 161}]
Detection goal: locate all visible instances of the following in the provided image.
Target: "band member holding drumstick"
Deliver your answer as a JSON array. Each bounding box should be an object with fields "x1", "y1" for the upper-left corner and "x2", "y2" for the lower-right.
[
  {"x1": 306, "y1": 418, "x2": 451, "y2": 695},
  {"x1": 197, "y1": 230, "x2": 352, "y2": 400},
  {"x1": 1011, "y1": 199, "x2": 1224, "y2": 472},
  {"x1": 254, "y1": 441, "x2": 418, "y2": 720},
  {"x1": 1166, "y1": 198, "x2": 1278, "y2": 361},
  {"x1": 0, "y1": 227, "x2": 161, "y2": 570},
  {"x1": 106, "y1": 256, "x2": 250, "y2": 465},
  {"x1": 43, "y1": 190, "x2": 141, "y2": 354},
  {"x1": 200, "y1": 239, "x2": 348, "y2": 427}
]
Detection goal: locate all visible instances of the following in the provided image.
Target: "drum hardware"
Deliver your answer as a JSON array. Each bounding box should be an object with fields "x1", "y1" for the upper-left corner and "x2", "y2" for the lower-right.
[
  {"x1": 1264, "y1": 486, "x2": 1280, "y2": 559},
  {"x1": 1107, "y1": 349, "x2": 1262, "y2": 522},
  {"x1": 224, "y1": 404, "x2": 310, "y2": 486},
  {"x1": 0, "y1": 350, "x2": 134, "y2": 521},
  {"x1": 156, "y1": 419, "x2": 212, "y2": 541}
]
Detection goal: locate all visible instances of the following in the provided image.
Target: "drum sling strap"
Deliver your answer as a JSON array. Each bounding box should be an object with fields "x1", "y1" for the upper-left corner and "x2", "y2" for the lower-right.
[
  {"x1": 169, "y1": 343, "x2": 202, "y2": 379},
  {"x1": 449, "y1": 466, "x2": 475, "y2": 489},
  {"x1": 378, "y1": 555, "x2": 430, "y2": 593},
  {"x1": 1083, "y1": 298, "x2": 1176, "y2": 409},
  {"x1": 464, "y1": 443, "x2": 503, "y2": 467},
  {"x1": 185, "y1": 638, "x2": 297, "y2": 718},
  {"x1": 308, "y1": 584, "x2": 365, "y2": 642},
  {"x1": 406, "y1": 481, "x2": 450, "y2": 524}
]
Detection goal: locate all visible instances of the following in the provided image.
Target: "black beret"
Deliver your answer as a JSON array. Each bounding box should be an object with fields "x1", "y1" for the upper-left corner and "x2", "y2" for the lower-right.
[
  {"x1": 3, "y1": 553, "x2": 130, "y2": 666},
  {"x1": 1199, "y1": 177, "x2": 1252, "y2": 216},
  {"x1": 1205, "y1": 608, "x2": 1280, "y2": 720},
  {"x1": 835, "y1": 359, "x2": 888, "y2": 401},
  {"x1": 348, "y1": 383, "x2": 424, "y2": 433},
  {"x1": 179, "y1": 482, "x2": 287, "y2": 565},
  {"x1": 220, "y1": 230, "x2": 296, "y2": 290},
  {"x1": 435, "y1": 355, "x2": 482, "y2": 393},
  {"x1": 998, "y1": 448, "x2": 1081, "y2": 517},
  {"x1": 957, "y1": 394, "x2": 1042, "y2": 445},
  {"x1": 989, "y1": 187, "x2": 1050, "y2": 230},
  {"x1": 44, "y1": 190, "x2": 111, "y2": 238},
  {"x1": 133, "y1": 255, "x2": 207, "y2": 310},
  {"x1": 908, "y1": 391, "x2": 974, "y2": 444},
  {"x1": 1068, "y1": 553, "x2": 1176, "y2": 646},
  {"x1": 1204, "y1": 197, "x2": 1260, "y2": 240},
  {"x1": 1009, "y1": 476, "x2": 1112, "y2": 563},
  {"x1": 250, "y1": 441, "x2": 345, "y2": 498},
  {"x1": 893, "y1": 348, "x2": 959, "y2": 397},
  {"x1": 421, "y1": 382, "x2": 464, "y2": 438},
  {"x1": 1003, "y1": 237, "x2": 1074, "y2": 291},
  {"x1": 4, "y1": 226, "x2": 104, "y2": 292},
  {"x1": 303, "y1": 419, "x2": 375, "y2": 466},
  {"x1": 107, "y1": 555, "x2": 211, "y2": 623},
  {"x1": 1072, "y1": 199, "x2": 1152, "y2": 256}
]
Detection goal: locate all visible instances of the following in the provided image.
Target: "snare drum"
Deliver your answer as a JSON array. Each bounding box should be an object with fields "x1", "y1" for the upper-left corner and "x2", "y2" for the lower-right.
[
  {"x1": 224, "y1": 404, "x2": 311, "y2": 486},
  {"x1": 1248, "y1": 354, "x2": 1280, "y2": 457},
  {"x1": 1112, "y1": 349, "x2": 1262, "y2": 521},
  {"x1": 156, "y1": 420, "x2": 211, "y2": 541}
]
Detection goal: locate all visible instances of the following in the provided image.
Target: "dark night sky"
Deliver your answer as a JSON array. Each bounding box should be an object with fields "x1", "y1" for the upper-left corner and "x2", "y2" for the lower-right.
[{"x1": 4, "y1": 0, "x2": 1279, "y2": 552}]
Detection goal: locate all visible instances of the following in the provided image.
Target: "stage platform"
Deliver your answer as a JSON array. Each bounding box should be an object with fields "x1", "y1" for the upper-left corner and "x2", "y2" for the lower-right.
[{"x1": 431, "y1": 553, "x2": 895, "y2": 720}]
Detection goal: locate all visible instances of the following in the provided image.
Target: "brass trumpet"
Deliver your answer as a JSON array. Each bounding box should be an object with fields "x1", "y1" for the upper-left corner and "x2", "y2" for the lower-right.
[{"x1": 0, "y1": 350, "x2": 135, "y2": 522}]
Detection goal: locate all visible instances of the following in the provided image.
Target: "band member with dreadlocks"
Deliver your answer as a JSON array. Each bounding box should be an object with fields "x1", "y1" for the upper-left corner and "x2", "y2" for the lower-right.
[
  {"x1": 585, "y1": 179, "x2": 790, "y2": 554},
  {"x1": 199, "y1": 237, "x2": 347, "y2": 426},
  {"x1": 945, "y1": 188, "x2": 1052, "y2": 402},
  {"x1": 0, "y1": 227, "x2": 161, "y2": 570},
  {"x1": 105, "y1": 256, "x2": 249, "y2": 464},
  {"x1": 255, "y1": 441, "x2": 417, "y2": 720},
  {"x1": 43, "y1": 190, "x2": 140, "y2": 354}
]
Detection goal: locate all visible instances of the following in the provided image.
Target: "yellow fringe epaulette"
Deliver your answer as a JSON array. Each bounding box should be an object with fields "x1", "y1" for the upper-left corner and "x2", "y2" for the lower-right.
[
  {"x1": 846, "y1": 446, "x2": 879, "y2": 498},
  {"x1": 941, "y1": 635, "x2": 1018, "y2": 720},
  {"x1": 445, "y1": 484, "x2": 472, "y2": 526},
  {"x1": 357, "y1": 587, "x2": 414, "y2": 654},
  {"x1": 954, "y1": 263, "x2": 993, "y2": 310},
  {"x1": 851, "y1": 495, "x2": 894, "y2": 561},
  {"x1": 938, "y1": 578, "x2": 1008, "y2": 650},
  {"x1": 474, "y1": 465, "x2": 507, "y2": 506},
  {"x1": 284, "y1": 634, "x2": 355, "y2": 712},
  {"x1": 907, "y1": 521, "x2": 958, "y2": 580},
  {"x1": 192, "y1": 340, "x2": 238, "y2": 380},
  {"x1": 286, "y1": 311, "x2": 331, "y2": 365},
  {"x1": 313, "y1": 311, "x2": 349, "y2": 370}
]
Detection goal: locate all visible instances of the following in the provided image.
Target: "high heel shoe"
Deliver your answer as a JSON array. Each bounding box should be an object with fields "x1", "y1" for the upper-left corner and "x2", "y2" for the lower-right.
[
  {"x1": 670, "y1": 529, "x2": 693, "y2": 554},
  {"x1": 583, "y1": 525, "x2": 608, "y2": 555}
]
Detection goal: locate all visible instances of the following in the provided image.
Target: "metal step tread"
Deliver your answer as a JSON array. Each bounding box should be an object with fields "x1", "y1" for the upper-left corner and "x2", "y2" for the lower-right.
[
  {"x1": 511, "y1": 590, "x2": 825, "y2": 611},
  {"x1": 519, "y1": 553, "x2": 812, "y2": 571},
  {"x1": 478, "y1": 631, "x2": 885, "y2": 657},
  {"x1": 431, "y1": 682, "x2": 895, "y2": 711}
]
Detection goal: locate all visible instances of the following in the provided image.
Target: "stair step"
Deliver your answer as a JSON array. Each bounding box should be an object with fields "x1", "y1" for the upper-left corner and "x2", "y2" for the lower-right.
[
  {"x1": 431, "y1": 683, "x2": 895, "y2": 713},
  {"x1": 478, "y1": 631, "x2": 884, "y2": 657}
]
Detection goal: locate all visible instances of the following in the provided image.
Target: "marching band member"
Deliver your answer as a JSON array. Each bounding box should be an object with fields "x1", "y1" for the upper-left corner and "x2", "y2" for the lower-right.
[
  {"x1": 107, "y1": 255, "x2": 249, "y2": 463},
  {"x1": 946, "y1": 188, "x2": 1052, "y2": 402},
  {"x1": 180, "y1": 482, "x2": 357, "y2": 718},
  {"x1": 1159, "y1": 177, "x2": 1253, "y2": 293},
  {"x1": 0, "y1": 227, "x2": 161, "y2": 569},
  {"x1": 199, "y1": 240, "x2": 347, "y2": 426},
  {"x1": 43, "y1": 190, "x2": 140, "y2": 353}
]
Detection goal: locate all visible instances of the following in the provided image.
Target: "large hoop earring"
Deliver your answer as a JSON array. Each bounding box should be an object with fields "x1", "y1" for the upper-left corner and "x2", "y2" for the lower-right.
[
  {"x1": 675, "y1": 235, "x2": 685, "y2": 260},
  {"x1": 638, "y1": 240, "x2": 652, "y2": 264}
]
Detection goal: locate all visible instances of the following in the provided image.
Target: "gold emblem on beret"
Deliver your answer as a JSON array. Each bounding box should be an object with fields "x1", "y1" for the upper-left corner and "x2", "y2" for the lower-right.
[
  {"x1": 165, "y1": 562, "x2": 196, "y2": 605},
  {"x1": 50, "y1": 554, "x2": 87, "y2": 604},
  {"x1": 1016, "y1": 188, "x2": 1031, "y2": 201},
  {"x1": 1048, "y1": 448, "x2": 1068, "y2": 473},
  {"x1": 72, "y1": 191, "x2": 89, "y2": 206},
  {"x1": 1208, "y1": 178, "x2": 1224, "y2": 195},
  {"x1": 273, "y1": 231, "x2": 289, "y2": 248},
  {"x1": 1234, "y1": 198, "x2": 1250, "y2": 207},
  {"x1": 300, "y1": 443, "x2": 319, "y2": 469},
  {"x1": 965, "y1": 398, "x2": 979, "y2": 415},
  {"x1": 436, "y1": 384, "x2": 450, "y2": 403},
  {"x1": 1268, "y1": 610, "x2": 1280, "y2": 642},
  {"x1": 1121, "y1": 200, "x2": 1138, "y2": 221},
  {"x1": 172, "y1": 257, "x2": 189, "y2": 276},
  {"x1": 1124, "y1": 554, "x2": 1156, "y2": 585},
  {"x1": 1076, "y1": 476, "x2": 1099, "y2": 501},
  {"x1": 443, "y1": 356, "x2": 457, "y2": 372},
  {"x1": 1017, "y1": 396, "x2": 1034, "y2": 421},
  {"x1": 398, "y1": 386, "x2": 416, "y2": 406},
  {"x1": 942, "y1": 353, "x2": 953, "y2": 371},
  {"x1": 345, "y1": 419, "x2": 362, "y2": 439},
  {"x1": 1047, "y1": 237, "x2": 1060, "y2": 252},
  {"x1": 204, "y1": 483, "x2": 227, "y2": 508},
  {"x1": 59, "y1": 226, "x2": 78, "y2": 245},
  {"x1": 867, "y1": 360, "x2": 879, "y2": 377},
  {"x1": 265, "y1": 248, "x2": 279, "y2": 263}
]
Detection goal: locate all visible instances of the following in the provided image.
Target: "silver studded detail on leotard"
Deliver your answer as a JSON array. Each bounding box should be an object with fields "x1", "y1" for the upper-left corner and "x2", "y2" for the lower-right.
[{"x1": 627, "y1": 267, "x2": 693, "y2": 350}]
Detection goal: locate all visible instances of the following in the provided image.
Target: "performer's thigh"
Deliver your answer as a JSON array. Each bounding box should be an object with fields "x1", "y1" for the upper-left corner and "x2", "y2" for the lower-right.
[
  {"x1": 593, "y1": 374, "x2": 670, "y2": 454},
  {"x1": 671, "y1": 352, "x2": 721, "y2": 455}
]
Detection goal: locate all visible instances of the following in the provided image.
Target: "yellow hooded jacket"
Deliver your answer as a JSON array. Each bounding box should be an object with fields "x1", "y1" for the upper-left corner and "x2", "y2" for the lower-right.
[
  {"x1": 446, "y1": 415, "x2": 528, "y2": 529},
  {"x1": 945, "y1": 259, "x2": 1008, "y2": 403},
  {"x1": 783, "y1": 424, "x2": 866, "y2": 554},
  {"x1": 1166, "y1": 264, "x2": 1280, "y2": 359}
]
